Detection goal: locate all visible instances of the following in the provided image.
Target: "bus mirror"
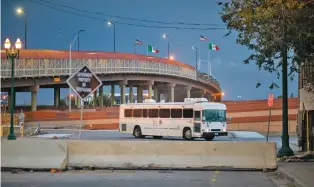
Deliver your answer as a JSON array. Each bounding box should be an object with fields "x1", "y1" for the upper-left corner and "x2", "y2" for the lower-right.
[{"x1": 227, "y1": 116, "x2": 232, "y2": 121}]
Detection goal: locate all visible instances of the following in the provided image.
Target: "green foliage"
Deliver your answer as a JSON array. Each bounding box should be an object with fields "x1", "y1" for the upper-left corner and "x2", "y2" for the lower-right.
[{"x1": 219, "y1": 0, "x2": 314, "y2": 89}]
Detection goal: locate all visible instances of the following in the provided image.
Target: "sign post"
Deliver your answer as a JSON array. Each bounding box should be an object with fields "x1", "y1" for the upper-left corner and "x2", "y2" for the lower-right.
[
  {"x1": 67, "y1": 65, "x2": 102, "y2": 139},
  {"x1": 267, "y1": 93, "x2": 274, "y2": 142}
]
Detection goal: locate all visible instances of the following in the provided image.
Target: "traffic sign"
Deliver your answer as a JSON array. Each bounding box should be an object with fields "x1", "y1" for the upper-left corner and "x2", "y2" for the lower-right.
[
  {"x1": 268, "y1": 94, "x2": 274, "y2": 107},
  {"x1": 66, "y1": 65, "x2": 102, "y2": 101}
]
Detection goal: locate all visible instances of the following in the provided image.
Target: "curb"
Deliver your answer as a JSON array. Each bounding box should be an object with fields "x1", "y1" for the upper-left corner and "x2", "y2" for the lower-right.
[{"x1": 278, "y1": 167, "x2": 308, "y2": 187}]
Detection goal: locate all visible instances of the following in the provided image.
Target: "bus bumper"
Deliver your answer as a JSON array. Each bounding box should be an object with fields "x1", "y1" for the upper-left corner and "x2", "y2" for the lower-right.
[{"x1": 202, "y1": 132, "x2": 228, "y2": 137}]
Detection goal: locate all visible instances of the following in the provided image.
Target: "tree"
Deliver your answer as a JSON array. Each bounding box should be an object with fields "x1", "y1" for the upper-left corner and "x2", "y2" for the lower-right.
[{"x1": 219, "y1": 0, "x2": 313, "y2": 157}]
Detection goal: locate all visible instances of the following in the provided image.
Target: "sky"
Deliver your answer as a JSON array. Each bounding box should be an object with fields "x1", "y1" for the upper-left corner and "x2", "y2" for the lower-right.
[{"x1": 1, "y1": 0, "x2": 298, "y2": 105}]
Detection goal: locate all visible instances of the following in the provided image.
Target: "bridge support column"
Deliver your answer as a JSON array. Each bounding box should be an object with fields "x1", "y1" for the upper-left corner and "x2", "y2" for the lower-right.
[
  {"x1": 54, "y1": 87, "x2": 60, "y2": 107},
  {"x1": 30, "y1": 86, "x2": 39, "y2": 111},
  {"x1": 137, "y1": 87, "x2": 143, "y2": 103},
  {"x1": 185, "y1": 85, "x2": 191, "y2": 99},
  {"x1": 200, "y1": 90, "x2": 205, "y2": 98},
  {"x1": 93, "y1": 89, "x2": 97, "y2": 107},
  {"x1": 120, "y1": 80, "x2": 127, "y2": 104},
  {"x1": 168, "y1": 83, "x2": 176, "y2": 102},
  {"x1": 99, "y1": 85, "x2": 103, "y2": 107},
  {"x1": 147, "y1": 80, "x2": 154, "y2": 99},
  {"x1": 129, "y1": 85, "x2": 133, "y2": 103},
  {"x1": 111, "y1": 85, "x2": 115, "y2": 106},
  {"x1": 154, "y1": 86, "x2": 158, "y2": 102}
]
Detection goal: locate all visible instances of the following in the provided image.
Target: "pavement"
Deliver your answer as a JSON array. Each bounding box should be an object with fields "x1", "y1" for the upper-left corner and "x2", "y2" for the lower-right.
[
  {"x1": 27, "y1": 129, "x2": 299, "y2": 152},
  {"x1": 278, "y1": 162, "x2": 314, "y2": 187},
  {"x1": 1, "y1": 170, "x2": 292, "y2": 187}
]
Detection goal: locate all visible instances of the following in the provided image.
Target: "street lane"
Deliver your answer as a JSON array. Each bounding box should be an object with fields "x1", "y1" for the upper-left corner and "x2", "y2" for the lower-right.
[{"x1": 1, "y1": 170, "x2": 289, "y2": 187}]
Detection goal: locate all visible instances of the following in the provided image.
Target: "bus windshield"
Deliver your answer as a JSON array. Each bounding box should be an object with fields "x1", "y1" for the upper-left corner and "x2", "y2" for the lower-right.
[{"x1": 202, "y1": 109, "x2": 226, "y2": 122}]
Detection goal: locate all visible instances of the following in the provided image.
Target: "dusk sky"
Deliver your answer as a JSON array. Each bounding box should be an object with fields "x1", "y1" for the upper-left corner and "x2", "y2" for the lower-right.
[{"x1": 1, "y1": 0, "x2": 298, "y2": 105}]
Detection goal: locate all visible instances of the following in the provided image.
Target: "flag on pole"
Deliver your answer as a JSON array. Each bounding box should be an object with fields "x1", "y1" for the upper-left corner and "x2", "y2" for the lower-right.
[
  {"x1": 147, "y1": 45, "x2": 159, "y2": 53},
  {"x1": 208, "y1": 43, "x2": 220, "y2": 51},
  {"x1": 136, "y1": 39, "x2": 143, "y2": 45},
  {"x1": 200, "y1": 35, "x2": 208, "y2": 41}
]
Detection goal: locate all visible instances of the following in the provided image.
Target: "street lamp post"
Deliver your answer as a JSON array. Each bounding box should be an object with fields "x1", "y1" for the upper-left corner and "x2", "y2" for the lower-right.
[
  {"x1": 163, "y1": 34, "x2": 171, "y2": 59},
  {"x1": 199, "y1": 60, "x2": 212, "y2": 77},
  {"x1": 107, "y1": 21, "x2": 116, "y2": 52},
  {"x1": 16, "y1": 8, "x2": 27, "y2": 49},
  {"x1": 77, "y1": 29, "x2": 85, "y2": 51},
  {"x1": 69, "y1": 34, "x2": 80, "y2": 112},
  {"x1": 192, "y1": 46, "x2": 199, "y2": 71},
  {"x1": 4, "y1": 38, "x2": 22, "y2": 140}
]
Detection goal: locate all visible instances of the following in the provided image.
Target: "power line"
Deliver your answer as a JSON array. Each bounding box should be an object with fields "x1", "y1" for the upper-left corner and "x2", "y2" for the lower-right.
[{"x1": 27, "y1": 0, "x2": 226, "y2": 30}]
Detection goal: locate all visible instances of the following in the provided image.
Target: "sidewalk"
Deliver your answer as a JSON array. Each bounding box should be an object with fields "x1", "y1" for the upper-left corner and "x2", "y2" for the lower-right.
[{"x1": 278, "y1": 162, "x2": 314, "y2": 187}]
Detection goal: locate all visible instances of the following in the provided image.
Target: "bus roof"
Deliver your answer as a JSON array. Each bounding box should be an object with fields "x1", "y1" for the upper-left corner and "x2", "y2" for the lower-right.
[{"x1": 120, "y1": 101, "x2": 226, "y2": 109}]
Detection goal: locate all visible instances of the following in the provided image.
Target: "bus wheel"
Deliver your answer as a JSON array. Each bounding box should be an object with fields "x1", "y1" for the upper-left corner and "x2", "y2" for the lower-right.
[
  {"x1": 133, "y1": 126, "x2": 143, "y2": 138},
  {"x1": 204, "y1": 135, "x2": 215, "y2": 141},
  {"x1": 183, "y1": 128, "x2": 194, "y2": 140},
  {"x1": 153, "y1": 136, "x2": 163, "y2": 139}
]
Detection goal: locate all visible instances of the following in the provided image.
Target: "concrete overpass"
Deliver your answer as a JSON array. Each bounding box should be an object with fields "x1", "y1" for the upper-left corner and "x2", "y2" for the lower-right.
[{"x1": 1, "y1": 50, "x2": 222, "y2": 111}]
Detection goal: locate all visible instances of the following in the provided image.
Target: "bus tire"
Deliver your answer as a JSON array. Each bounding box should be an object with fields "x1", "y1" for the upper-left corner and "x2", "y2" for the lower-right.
[
  {"x1": 183, "y1": 127, "x2": 194, "y2": 140},
  {"x1": 133, "y1": 126, "x2": 144, "y2": 138},
  {"x1": 153, "y1": 136, "x2": 163, "y2": 139},
  {"x1": 204, "y1": 135, "x2": 215, "y2": 141}
]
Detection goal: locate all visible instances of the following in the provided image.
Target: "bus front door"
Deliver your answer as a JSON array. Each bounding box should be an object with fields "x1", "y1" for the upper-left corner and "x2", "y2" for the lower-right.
[{"x1": 193, "y1": 110, "x2": 202, "y2": 137}]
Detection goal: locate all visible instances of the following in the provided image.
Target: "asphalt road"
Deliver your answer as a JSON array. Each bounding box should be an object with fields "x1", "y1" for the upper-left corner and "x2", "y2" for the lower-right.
[
  {"x1": 1, "y1": 170, "x2": 290, "y2": 187},
  {"x1": 35, "y1": 129, "x2": 299, "y2": 152}
]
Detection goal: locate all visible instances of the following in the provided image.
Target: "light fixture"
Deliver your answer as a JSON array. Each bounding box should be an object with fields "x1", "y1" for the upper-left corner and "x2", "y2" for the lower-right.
[{"x1": 4, "y1": 38, "x2": 11, "y2": 49}]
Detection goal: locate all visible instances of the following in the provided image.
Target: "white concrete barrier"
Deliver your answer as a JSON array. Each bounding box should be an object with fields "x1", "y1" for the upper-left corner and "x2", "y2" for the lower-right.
[
  {"x1": 1, "y1": 139, "x2": 67, "y2": 170},
  {"x1": 68, "y1": 141, "x2": 277, "y2": 170}
]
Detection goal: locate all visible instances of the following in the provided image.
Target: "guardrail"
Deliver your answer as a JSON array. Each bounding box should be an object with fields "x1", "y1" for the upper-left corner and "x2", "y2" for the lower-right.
[{"x1": 1, "y1": 58, "x2": 220, "y2": 90}]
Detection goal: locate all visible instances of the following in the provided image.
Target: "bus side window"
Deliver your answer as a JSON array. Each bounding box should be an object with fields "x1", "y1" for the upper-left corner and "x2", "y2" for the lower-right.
[
  {"x1": 149, "y1": 109, "x2": 159, "y2": 118},
  {"x1": 159, "y1": 109, "x2": 170, "y2": 118},
  {"x1": 143, "y1": 109, "x2": 148, "y2": 118},
  {"x1": 194, "y1": 111, "x2": 201, "y2": 121},
  {"x1": 183, "y1": 109, "x2": 193, "y2": 118},
  {"x1": 133, "y1": 109, "x2": 143, "y2": 118},
  {"x1": 171, "y1": 109, "x2": 182, "y2": 118},
  {"x1": 124, "y1": 109, "x2": 132, "y2": 118}
]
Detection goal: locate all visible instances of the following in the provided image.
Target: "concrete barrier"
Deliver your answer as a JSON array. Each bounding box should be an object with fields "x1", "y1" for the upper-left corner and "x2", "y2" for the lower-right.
[
  {"x1": 68, "y1": 141, "x2": 277, "y2": 170},
  {"x1": 1, "y1": 139, "x2": 67, "y2": 170}
]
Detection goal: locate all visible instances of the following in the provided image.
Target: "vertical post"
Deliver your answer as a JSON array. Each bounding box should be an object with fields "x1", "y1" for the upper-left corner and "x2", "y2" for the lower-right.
[
  {"x1": 267, "y1": 108, "x2": 272, "y2": 142},
  {"x1": 8, "y1": 57, "x2": 16, "y2": 140},
  {"x1": 31, "y1": 88, "x2": 38, "y2": 112},
  {"x1": 78, "y1": 34, "x2": 80, "y2": 51},
  {"x1": 167, "y1": 40, "x2": 170, "y2": 59},
  {"x1": 79, "y1": 99, "x2": 83, "y2": 140},
  {"x1": 307, "y1": 111, "x2": 310, "y2": 151},
  {"x1": 111, "y1": 84, "x2": 115, "y2": 106},
  {"x1": 154, "y1": 86, "x2": 158, "y2": 101},
  {"x1": 195, "y1": 50, "x2": 198, "y2": 71},
  {"x1": 169, "y1": 83, "x2": 175, "y2": 102},
  {"x1": 148, "y1": 85, "x2": 153, "y2": 99},
  {"x1": 93, "y1": 90, "x2": 97, "y2": 107},
  {"x1": 134, "y1": 44, "x2": 136, "y2": 54},
  {"x1": 114, "y1": 24, "x2": 116, "y2": 52},
  {"x1": 25, "y1": 13, "x2": 28, "y2": 49},
  {"x1": 120, "y1": 84, "x2": 125, "y2": 104},
  {"x1": 54, "y1": 87, "x2": 60, "y2": 107},
  {"x1": 186, "y1": 86, "x2": 191, "y2": 98},
  {"x1": 99, "y1": 85, "x2": 104, "y2": 107},
  {"x1": 69, "y1": 44, "x2": 72, "y2": 112},
  {"x1": 129, "y1": 85, "x2": 133, "y2": 103}
]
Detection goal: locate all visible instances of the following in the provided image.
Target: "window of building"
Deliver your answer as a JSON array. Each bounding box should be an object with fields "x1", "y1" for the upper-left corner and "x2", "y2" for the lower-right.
[
  {"x1": 149, "y1": 109, "x2": 159, "y2": 118},
  {"x1": 159, "y1": 109, "x2": 170, "y2": 118},
  {"x1": 183, "y1": 109, "x2": 193, "y2": 118},
  {"x1": 124, "y1": 109, "x2": 132, "y2": 117},
  {"x1": 171, "y1": 109, "x2": 182, "y2": 118},
  {"x1": 133, "y1": 109, "x2": 142, "y2": 118}
]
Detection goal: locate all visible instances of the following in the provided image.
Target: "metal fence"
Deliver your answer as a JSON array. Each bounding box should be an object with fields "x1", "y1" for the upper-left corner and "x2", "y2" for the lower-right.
[{"x1": 1, "y1": 58, "x2": 221, "y2": 90}]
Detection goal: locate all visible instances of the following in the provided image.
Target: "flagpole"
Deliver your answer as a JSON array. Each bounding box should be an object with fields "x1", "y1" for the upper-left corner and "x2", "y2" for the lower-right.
[
  {"x1": 146, "y1": 44, "x2": 148, "y2": 56},
  {"x1": 208, "y1": 50, "x2": 212, "y2": 76},
  {"x1": 134, "y1": 44, "x2": 136, "y2": 54}
]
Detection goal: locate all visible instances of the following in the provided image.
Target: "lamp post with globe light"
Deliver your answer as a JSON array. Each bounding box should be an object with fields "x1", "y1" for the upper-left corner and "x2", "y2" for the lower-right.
[
  {"x1": 107, "y1": 21, "x2": 116, "y2": 52},
  {"x1": 16, "y1": 8, "x2": 27, "y2": 49},
  {"x1": 162, "y1": 34, "x2": 171, "y2": 59},
  {"x1": 4, "y1": 38, "x2": 22, "y2": 140}
]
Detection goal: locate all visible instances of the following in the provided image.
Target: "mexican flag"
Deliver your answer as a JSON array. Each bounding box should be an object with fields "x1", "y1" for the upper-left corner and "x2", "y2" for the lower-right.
[
  {"x1": 208, "y1": 43, "x2": 220, "y2": 51},
  {"x1": 148, "y1": 45, "x2": 159, "y2": 53}
]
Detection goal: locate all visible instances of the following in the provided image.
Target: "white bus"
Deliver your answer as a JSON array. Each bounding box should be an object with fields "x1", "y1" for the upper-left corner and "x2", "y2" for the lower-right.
[{"x1": 119, "y1": 98, "x2": 229, "y2": 141}]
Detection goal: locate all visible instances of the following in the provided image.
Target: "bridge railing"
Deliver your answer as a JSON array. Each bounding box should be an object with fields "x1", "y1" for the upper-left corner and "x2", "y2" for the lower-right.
[{"x1": 1, "y1": 58, "x2": 220, "y2": 90}]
